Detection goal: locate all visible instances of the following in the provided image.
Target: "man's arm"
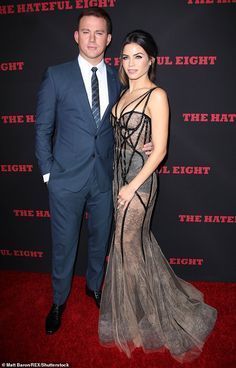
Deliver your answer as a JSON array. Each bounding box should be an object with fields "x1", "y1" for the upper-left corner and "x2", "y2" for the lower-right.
[{"x1": 35, "y1": 67, "x2": 57, "y2": 178}]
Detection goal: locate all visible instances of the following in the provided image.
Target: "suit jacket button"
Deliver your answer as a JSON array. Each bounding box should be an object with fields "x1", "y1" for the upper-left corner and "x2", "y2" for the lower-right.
[
  {"x1": 92, "y1": 154, "x2": 95, "y2": 158},
  {"x1": 95, "y1": 135, "x2": 97, "y2": 140}
]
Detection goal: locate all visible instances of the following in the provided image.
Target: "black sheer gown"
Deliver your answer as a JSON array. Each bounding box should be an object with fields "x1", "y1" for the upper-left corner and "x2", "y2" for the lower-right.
[{"x1": 98, "y1": 88, "x2": 217, "y2": 363}]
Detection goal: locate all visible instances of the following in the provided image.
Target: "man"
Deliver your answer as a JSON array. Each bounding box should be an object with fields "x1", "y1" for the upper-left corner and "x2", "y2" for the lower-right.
[{"x1": 35, "y1": 7, "x2": 151, "y2": 335}]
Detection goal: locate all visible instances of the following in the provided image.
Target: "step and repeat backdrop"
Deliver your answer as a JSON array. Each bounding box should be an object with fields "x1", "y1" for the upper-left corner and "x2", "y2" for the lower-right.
[{"x1": 0, "y1": 0, "x2": 235, "y2": 282}]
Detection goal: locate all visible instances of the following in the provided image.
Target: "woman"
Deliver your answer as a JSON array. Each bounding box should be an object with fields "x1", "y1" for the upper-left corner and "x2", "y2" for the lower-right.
[{"x1": 98, "y1": 30, "x2": 217, "y2": 363}]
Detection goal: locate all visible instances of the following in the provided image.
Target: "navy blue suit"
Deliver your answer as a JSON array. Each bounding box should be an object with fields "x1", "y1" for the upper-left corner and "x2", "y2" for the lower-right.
[{"x1": 35, "y1": 59, "x2": 120, "y2": 305}]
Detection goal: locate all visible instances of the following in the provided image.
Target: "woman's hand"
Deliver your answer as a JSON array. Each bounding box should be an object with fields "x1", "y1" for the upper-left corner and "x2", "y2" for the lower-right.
[{"x1": 117, "y1": 185, "x2": 135, "y2": 210}]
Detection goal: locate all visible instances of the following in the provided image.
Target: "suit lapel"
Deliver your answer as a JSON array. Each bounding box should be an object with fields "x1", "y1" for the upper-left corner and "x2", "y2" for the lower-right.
[
  {"x1": 98, "y1": 66, "x2": 118, "y2": 131},
  {"x1": 70, "y1": 60, "x2": 118, "y2": 132},
  {"x1": 70, "y1": 59, "x2": 97, "y2": 132}
]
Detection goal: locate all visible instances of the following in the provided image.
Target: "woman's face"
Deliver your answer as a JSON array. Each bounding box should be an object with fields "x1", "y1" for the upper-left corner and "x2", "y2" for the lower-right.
[{"x1": 121, "y1": 43, "x2": 152, "y2": 81}]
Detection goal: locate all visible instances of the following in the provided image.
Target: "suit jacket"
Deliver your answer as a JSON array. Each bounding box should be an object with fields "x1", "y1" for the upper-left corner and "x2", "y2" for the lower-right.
[{"x1": 35, "y1": 59, "x2": 121, "y2": 192}]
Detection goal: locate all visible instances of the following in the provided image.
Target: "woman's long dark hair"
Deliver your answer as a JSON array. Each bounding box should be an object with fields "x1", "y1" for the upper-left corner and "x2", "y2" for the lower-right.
[{"x1": 119, "y1": 30, "x2": 158, "y2": 86}]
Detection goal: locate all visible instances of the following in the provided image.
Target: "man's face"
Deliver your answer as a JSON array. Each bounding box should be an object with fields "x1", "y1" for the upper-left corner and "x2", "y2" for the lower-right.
[{"x1": 74, "y1": 15, "x2": 111, "y2": 65}]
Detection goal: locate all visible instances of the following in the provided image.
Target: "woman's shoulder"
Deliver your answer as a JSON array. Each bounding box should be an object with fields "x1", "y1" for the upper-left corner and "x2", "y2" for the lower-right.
[
  {"x1": 150, "y1": 85, "x2": 168, "y2": 100},
  {"x1": 147, "y1": 85, "x2": 169, "y2": 116}
]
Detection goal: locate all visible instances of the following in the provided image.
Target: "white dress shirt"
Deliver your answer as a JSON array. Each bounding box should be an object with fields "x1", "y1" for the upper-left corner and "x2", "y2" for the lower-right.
[
  {"x1": 43, "y1": 55, "x2": 109, "y2": 183},
  {"x1": 78, "y1": 54, "x2": 109, "y2": 119}
]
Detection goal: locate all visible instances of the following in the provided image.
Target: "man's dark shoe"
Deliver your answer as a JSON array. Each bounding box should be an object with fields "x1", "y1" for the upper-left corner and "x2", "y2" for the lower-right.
[
  {"x1": 86, "y1": 285, "x2": 101, "y2": 308},
  {"x1": 45, "y1": 303, "x2": 65, "y2": 334}
]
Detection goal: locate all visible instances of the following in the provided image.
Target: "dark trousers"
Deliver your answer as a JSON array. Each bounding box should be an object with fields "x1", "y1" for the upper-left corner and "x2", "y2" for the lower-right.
[{"x1": 48, "y1": 170, "x2": 113, "y2": 305}]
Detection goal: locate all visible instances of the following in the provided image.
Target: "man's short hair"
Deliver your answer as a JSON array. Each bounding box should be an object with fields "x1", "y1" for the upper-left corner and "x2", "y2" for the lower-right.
[{"x1": 77, "y1": 7, "x2": 112, "y2": 34}]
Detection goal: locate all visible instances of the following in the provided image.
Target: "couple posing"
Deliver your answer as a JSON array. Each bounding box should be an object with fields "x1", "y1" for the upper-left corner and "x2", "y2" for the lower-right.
[{"x1": 35, "y1": 7, "x2": 217, "y2": 363}]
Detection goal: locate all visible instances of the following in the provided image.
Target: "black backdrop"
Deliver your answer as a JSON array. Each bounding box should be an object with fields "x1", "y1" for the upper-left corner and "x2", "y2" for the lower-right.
[{"x1": 0, "y1": 0, "x2": 235, "y2": 282}]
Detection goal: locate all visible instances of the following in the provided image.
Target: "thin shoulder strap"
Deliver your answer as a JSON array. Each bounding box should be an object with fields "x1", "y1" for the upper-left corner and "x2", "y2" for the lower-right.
[
  {"x1": 142, "y1": 87, "x2": 158, "y2": 115},
  {"x1": 119, "y1": 89, "x2": 154, "y2": 117}
]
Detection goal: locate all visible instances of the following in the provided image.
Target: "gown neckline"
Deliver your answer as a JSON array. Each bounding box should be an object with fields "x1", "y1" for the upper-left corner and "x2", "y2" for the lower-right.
[{"x1": 114, "y1": 87, "x2": 157, "y2": 121}]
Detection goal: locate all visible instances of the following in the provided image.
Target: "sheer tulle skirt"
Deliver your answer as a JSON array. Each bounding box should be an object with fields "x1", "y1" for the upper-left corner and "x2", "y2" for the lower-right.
[{"x1": 98, "y1": 176, "x2": 217, "y2": 363}]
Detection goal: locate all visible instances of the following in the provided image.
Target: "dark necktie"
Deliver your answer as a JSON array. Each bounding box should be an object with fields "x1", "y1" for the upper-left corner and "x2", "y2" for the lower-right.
[{"x1": 91, "y1": 67, "x2": 100, "y2": 128}]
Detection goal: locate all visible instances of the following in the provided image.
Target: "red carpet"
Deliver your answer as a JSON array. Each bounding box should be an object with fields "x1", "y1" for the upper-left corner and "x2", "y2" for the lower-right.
[{"x1": 0, "y1": 271, "x2": 235, "y2": 368}]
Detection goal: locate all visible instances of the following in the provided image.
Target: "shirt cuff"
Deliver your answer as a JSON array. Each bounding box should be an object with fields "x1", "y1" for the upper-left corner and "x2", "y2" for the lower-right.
[{"x1": 43, "y1": 173, "x2": 50, "y2": 183}]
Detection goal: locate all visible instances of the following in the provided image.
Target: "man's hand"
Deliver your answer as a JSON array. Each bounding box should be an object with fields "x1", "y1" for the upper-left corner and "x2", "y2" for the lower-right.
[{"x1": 142, "y1": 141, "x2": 153, "y2": 156}]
